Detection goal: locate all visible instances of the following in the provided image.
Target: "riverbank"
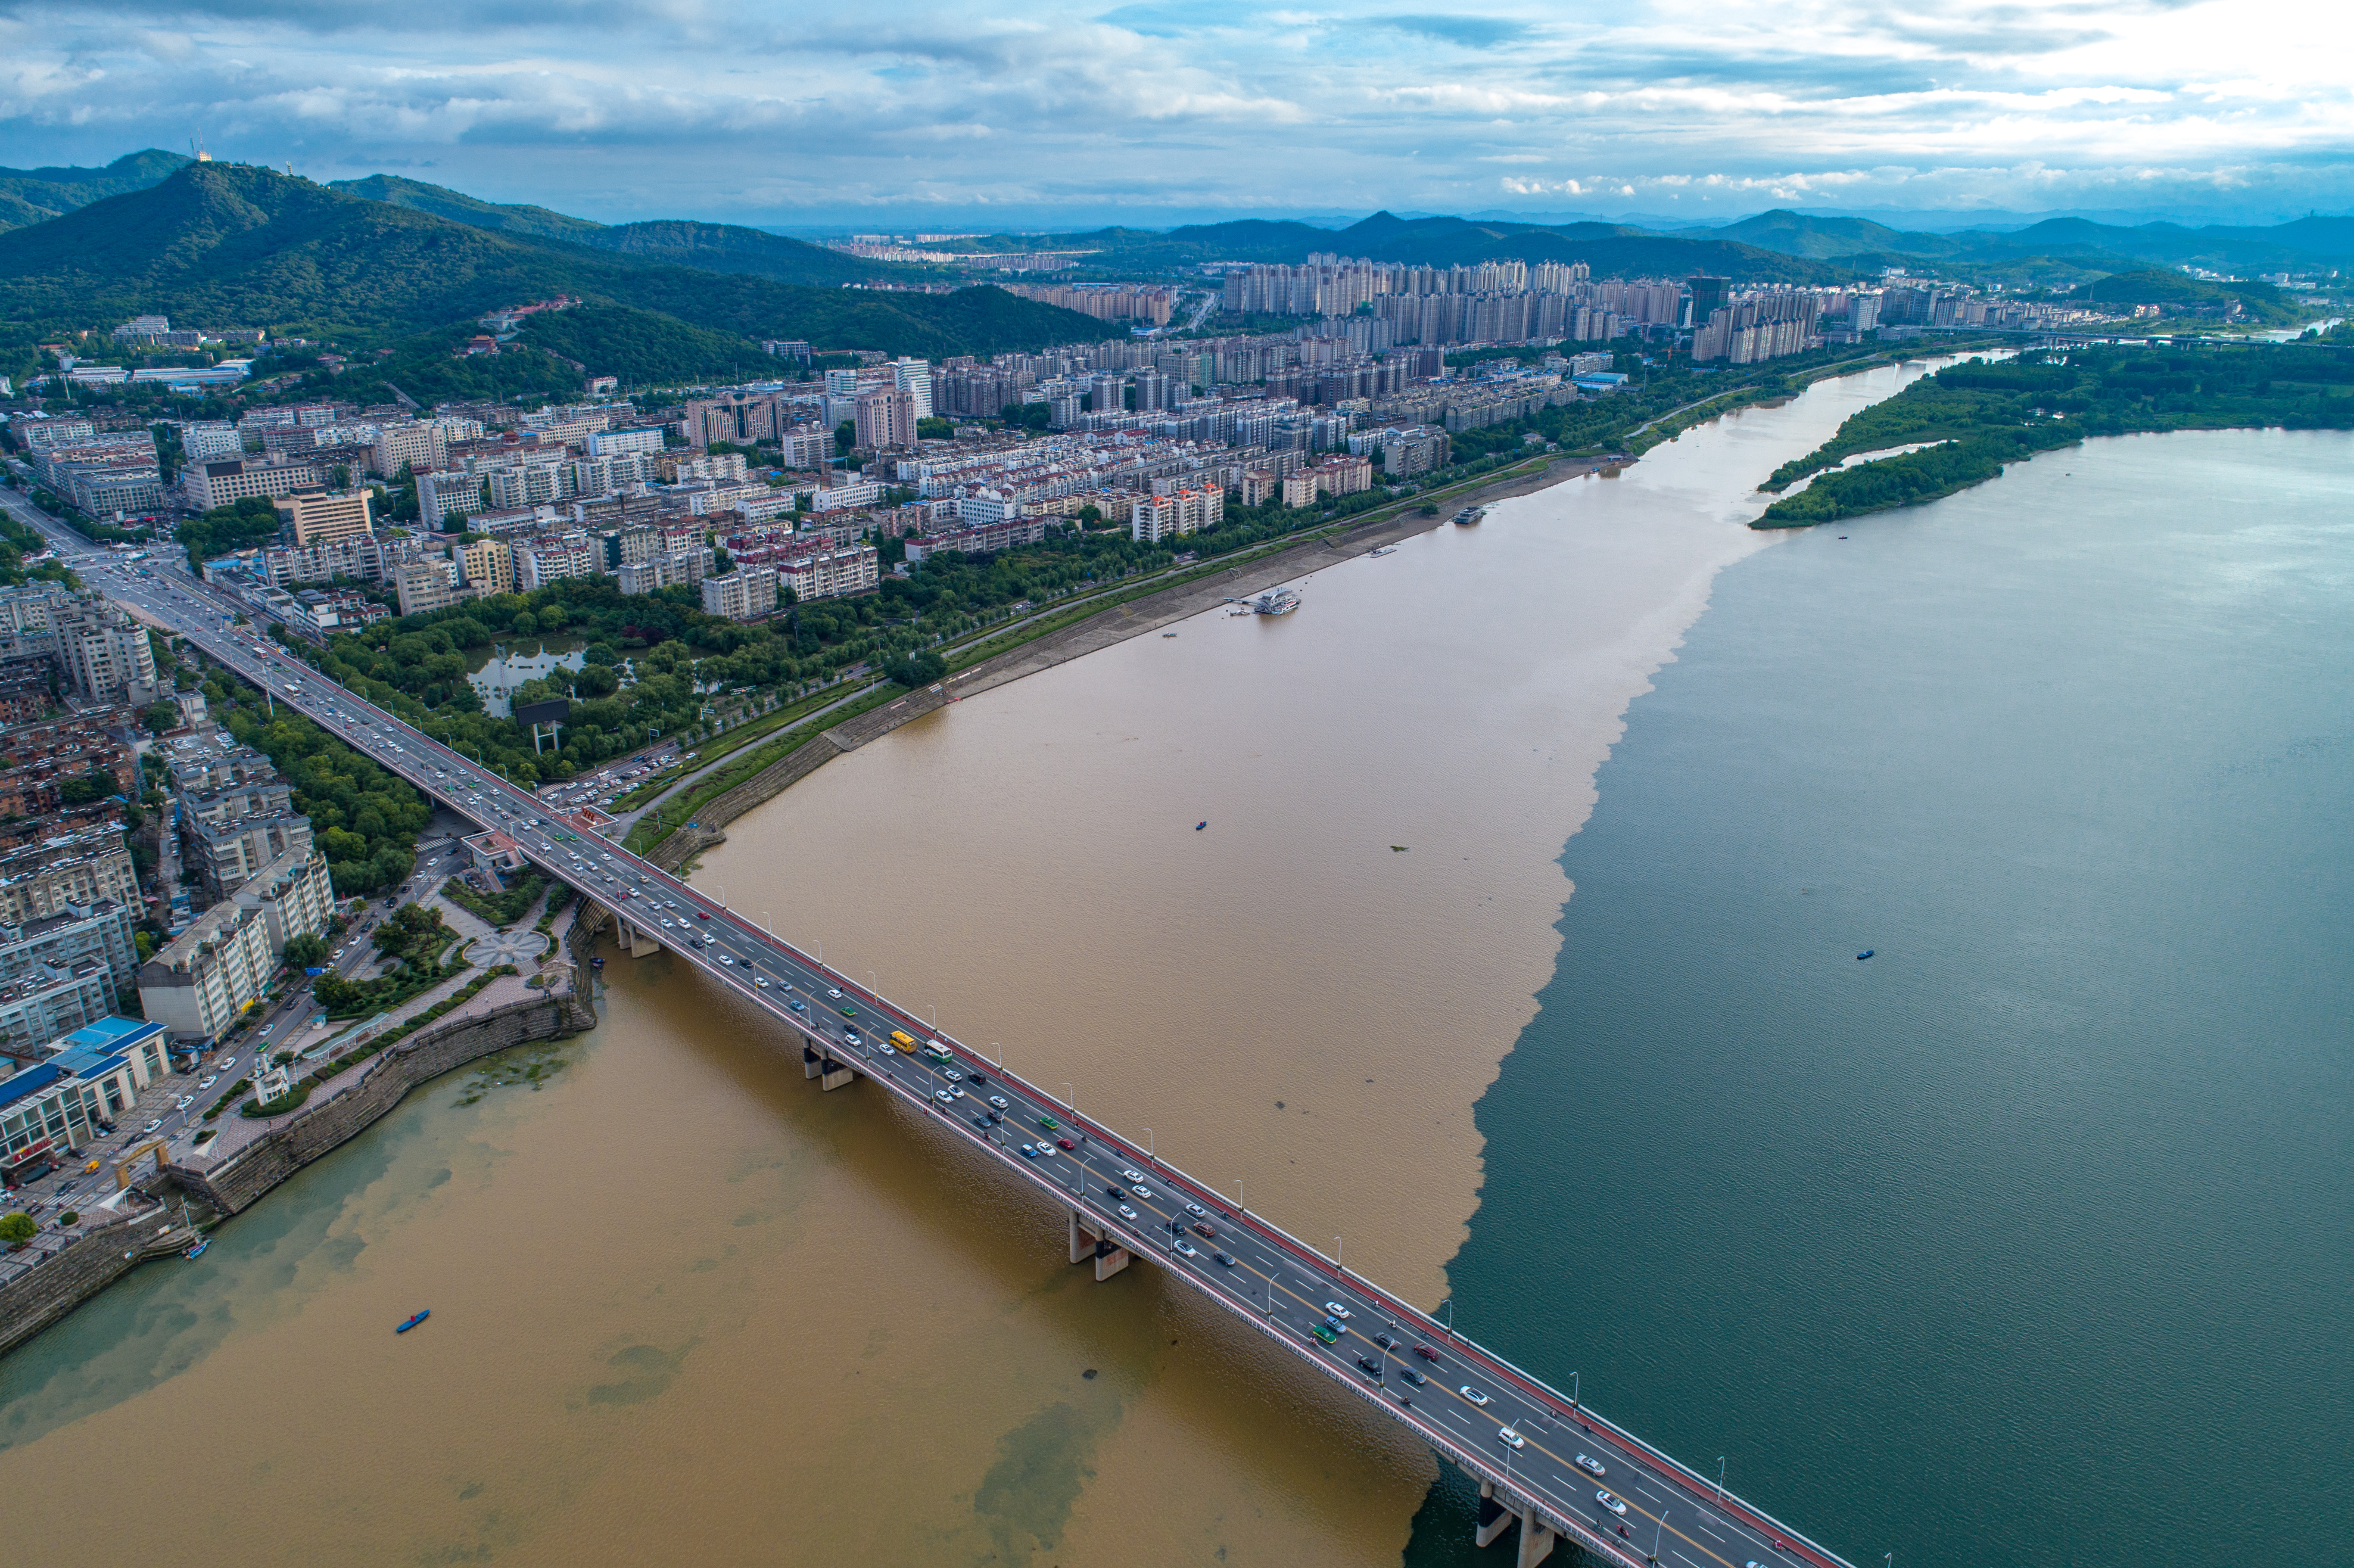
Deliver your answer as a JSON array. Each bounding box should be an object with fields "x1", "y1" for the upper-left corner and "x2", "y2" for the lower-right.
[
  {"x1": 639, "y1": 448, "x2": 1633, "y2": 868},
  {"x1": 0, "y1": 902, "x2": 599, "y2": 1360},
  {"x1": 1755, "y1": 339, "x2": 2354, "y2": 526}
]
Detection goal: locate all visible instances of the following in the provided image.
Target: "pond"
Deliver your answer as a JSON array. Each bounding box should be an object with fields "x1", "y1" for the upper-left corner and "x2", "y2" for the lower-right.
[{"x1": 466, "y1": 641, "x2": 589, "y2": 718}]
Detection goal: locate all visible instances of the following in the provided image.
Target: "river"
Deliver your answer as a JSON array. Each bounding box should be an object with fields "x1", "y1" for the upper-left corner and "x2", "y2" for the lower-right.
[{"x1": 11, "y1": 361, "x2": 2333, "y2": 1568}]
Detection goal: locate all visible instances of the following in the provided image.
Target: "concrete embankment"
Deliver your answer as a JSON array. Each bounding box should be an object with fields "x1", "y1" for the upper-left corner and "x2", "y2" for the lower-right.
[
  {"x1": 649, "y1": 454, "x2": 1625, "y2": 871},
  {"x1": 0, "y1": 925, "x2": 601, "y2": 1358}
]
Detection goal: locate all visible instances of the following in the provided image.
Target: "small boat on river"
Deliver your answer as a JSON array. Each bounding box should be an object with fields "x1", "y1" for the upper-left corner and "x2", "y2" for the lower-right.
[
  {"x1": 396, "y1": 1310, "x2": 430, "y2": 1333},
  {"x1": 183, "y1": 1236, "x2": 208, "y2": 1260}
]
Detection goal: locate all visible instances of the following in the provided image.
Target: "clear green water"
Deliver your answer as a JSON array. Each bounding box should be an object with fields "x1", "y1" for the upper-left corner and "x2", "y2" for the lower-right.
[{"x1": 1407, "y1": 427, "x2": 2354, "y2": 1568}]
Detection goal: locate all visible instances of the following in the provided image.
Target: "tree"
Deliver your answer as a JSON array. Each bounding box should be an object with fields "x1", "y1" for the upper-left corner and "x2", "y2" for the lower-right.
[
  {"x1": 283, "y1": 933, "x2": 329, "y2": 969},
  {"x1": 0, "y1": 1212, "x2": 34, "y2": 1246},
  {"x1": 141, "y1": 701, "x2": 180, "y2": 734},
  {"x1": 834, "y1": 419, "x2": 856, "y2": 454}
]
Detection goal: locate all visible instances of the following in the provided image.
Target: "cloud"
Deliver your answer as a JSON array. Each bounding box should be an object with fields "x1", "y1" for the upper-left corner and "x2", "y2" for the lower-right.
[
  {"x1": 0, "y1": 0, "x2": 2343, "y2": 223},
  {"x1": 1375, "y1": 14, "x2": 1530, "y2": 48}
]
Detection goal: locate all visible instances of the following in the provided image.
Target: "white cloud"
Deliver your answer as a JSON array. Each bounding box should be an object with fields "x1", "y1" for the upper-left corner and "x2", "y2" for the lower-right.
[{"x1": 0, "y1": 0, "x2": 2344, "y2": 221}]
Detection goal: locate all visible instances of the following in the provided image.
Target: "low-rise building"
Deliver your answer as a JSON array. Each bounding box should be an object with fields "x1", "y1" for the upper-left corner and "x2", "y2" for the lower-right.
[
  {"x1": 274, "y1": 488, "x2": 372, "y2": 548},
  {"x1": 137, "y1": 898, "x2": 276, "y2": 1044},
  {"x1": 777, "y1": 544, "x2": 880, "y2": 604},
  {"x1": 0, "y1": 900, "x2": 139, "y2": 1000},
  {"x1": 0, "y1": 825, "x2": 139, "y2": 925},
  {"x1": 184, "y1": 813, "x2": 314, "y2": 902},
  {"x1": 0, "y1": 959, "x2": 119, "y2": 1065},
  {"x1": 701, "y1": 567, "x2": 780, "y2": 622},
  {"x1": 230, "y1": 849, "x2": 335, "y2": 956},
  {"x1": 395, "y1": 558, "x2": 464, "y2": 617}
]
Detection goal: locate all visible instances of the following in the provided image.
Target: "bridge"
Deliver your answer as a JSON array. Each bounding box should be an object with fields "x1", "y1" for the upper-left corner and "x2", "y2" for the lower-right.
[{"x1": 53, "y1": 519, "x2": 1858, "y2": 1568}]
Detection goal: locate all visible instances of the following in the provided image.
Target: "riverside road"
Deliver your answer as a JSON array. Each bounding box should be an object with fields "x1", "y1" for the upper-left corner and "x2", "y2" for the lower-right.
[{"x1": 15, "y1": 496, "x2": 1857, "y2": 1568}]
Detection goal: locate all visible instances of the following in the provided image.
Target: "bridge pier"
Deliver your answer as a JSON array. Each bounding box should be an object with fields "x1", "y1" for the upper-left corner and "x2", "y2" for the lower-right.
[
  {"x1": 1067, "y1": 1209, "x2": 1131, "y2": 1281},
  {"x1": 1476, "y1": 1484, "x2": 1514, "y2": 1549},
  {"x1": 1473, "y1": 1482, "x2": 1554, "y2": 1565},
  {"x1": 820, "y1": 1059, "x2": 857, "y2": 1091},
  {"x1": 613, "y1": 917, "x2": 660, "y2": 958},
  {"x1": 803, "y1": 1044, "x2": 825, "y2": 1080}
]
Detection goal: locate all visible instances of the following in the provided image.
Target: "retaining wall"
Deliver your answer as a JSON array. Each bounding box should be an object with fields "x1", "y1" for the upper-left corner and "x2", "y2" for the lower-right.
[
  {"x1": 170, "y1": 993, "x2": 592, "y2": 1216},
  {"x1": 0, "y1": 1208, "x2": 199, "y2": 1359}
]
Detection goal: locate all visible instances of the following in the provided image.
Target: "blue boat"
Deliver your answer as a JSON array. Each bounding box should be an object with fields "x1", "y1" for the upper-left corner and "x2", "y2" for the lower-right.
[
  {"x1": 1856, "y1": 950, "x2": 1875, "y2": 961},
  {"x1": 183, "y1": 1236, "x2": 208, "y2": 1259},
  {"x1": 589, "y1": 955, "x2": 605, "y2": 969},
  {"x1": 396, "y1": 1310, "x2": 430, "y2": 1333},
  {"x1": 1195, "y1": 821, "x2": 1207, "y2": 831}
]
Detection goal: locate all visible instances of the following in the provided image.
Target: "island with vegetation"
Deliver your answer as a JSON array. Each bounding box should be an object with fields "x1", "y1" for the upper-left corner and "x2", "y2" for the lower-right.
[{"x1": 1754, "y1": 339, "x2": 2354, "y2": 527}]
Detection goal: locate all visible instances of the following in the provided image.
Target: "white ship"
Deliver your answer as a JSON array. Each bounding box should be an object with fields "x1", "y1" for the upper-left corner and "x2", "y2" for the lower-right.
[{"x1": 1251, "y1": 588, "x2": 1303, "y2": 616}]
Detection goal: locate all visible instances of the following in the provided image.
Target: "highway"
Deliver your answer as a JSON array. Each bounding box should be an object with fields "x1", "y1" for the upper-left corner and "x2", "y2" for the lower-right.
[{"x1": 14, "y1": 494, "x2": 1856, "y2": 1568}]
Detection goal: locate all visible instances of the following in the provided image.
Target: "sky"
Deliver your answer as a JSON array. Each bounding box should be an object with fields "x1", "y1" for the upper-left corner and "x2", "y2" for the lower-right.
[{"x1": 1, "y1": 0, "x2": 2349, "y2": 228}]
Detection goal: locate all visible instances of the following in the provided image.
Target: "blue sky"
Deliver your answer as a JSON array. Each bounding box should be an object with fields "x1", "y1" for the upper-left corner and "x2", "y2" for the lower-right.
[{"x1": 1, "y1": 0, "x2": 2347, "y2": 227}]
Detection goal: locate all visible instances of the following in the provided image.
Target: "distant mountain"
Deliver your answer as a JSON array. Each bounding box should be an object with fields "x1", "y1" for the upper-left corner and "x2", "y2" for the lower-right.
[
  {"x1": 331, "y1": 174, "x2": 894, "y2": 286},
  {"x1": 1699, "y1": 207, "x2": 2354, "y2": 277},
  {"x1": 330, "y1": 173, "x2": 606, "y2": 244},
  {"x1": 0, "y1": 163, "x2": 1121, "y2": 362},
  {"x1": 0, "y1": 149, "x2": 190, "y2": 233}
]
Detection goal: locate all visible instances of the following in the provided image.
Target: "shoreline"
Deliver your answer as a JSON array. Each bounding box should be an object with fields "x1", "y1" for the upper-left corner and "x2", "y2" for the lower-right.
[{"x1": 645, "y1": 450, "x2": 1633, "y2": 869}]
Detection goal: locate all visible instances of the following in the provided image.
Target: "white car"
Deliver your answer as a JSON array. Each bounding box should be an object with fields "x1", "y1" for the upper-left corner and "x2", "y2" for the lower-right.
[
  {"x1": 175, "y1": 1095, "x2": 195, "y2": 1110},
  {"x1": 1460, "y1": 1386, "x2": 1490, "y2": 1406},
  {"x1": 1172, "y1": 1239, "x2": 1199, "y2": 1258},
  {"x1": 1324, "y1": 1302, "x2": 1352, "y2": 1320},
  {"x1": 1184, "y1": 1201, "x2": 1206, "y2": 1217},
  {"x1": 1117, "y1": 1204, "x2": 1140, "y2": 1220},
  {"x1": 754, "y1": 978, "x2": 770, "y2": 989},
  {"x1": 987, "y1": 1095, "x2": 1008, "y2": 1110},
  {"x1": 1130, "y1": 1184, "x2": 1152, "y2": 1200},
  {"x1": 1498, "y1": 1427, "x2": 1525, "y2": 1450},
  {"x1": 1575, "y1": 1454, "x2": 1607, "y2": 1478},
  {"x1": 143, "y1": 1118, "x2": 163, "y2": 1133},
  {"x1": 934, "y1": 1090, "x2": 956, "y2": 1105},
  {"x1": 943, "y1": 1068, "x2": 963, "y2": 1082},
  {"x1": 1121, "y1": 1168, "x2": 1145, "y2": 1183},
  {"x1": 1597, "y1": 1492, "x2": 1626, "y2": 1516},
  {"x1": 219, "y1": 1057, "x2": 237, "y2": 1071},
  {"x1": 199, "y1": 1075, "x2": 219, "y2": 1089}
]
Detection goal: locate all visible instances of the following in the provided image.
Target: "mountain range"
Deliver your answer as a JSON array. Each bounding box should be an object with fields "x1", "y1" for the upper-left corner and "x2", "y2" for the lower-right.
[{"x1": 0, "y1": 163, "x2": 1122, "y2": 384}]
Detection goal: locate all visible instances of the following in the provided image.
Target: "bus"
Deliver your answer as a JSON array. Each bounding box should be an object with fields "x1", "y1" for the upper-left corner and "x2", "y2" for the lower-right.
[
  {"x1": 889, "y1": 1030, "x2": 915, "y2": 1052},
  {"x1": 921, "y1": 1042, "x2": 952, "y2": 1064}
]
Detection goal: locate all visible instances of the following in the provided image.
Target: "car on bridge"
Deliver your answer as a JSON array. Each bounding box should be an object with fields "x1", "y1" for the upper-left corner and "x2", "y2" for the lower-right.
[
  {"x1": 1310, "y1": 1323, "x2": 1339, "y2": 1345},
  {"x1": 1460, "y1": 1386, "x2": 1489, "y2": 1406},
  {"x1": 1173, "y1": 1239, "x2": 1199, "y2": 1258},
  {"x1": 1323, "y1": 1302, "x2": 1351, "y2": 1319},
  {"x1": 1213, "y1": 1251, "x2": 1236, "y2": 1266},
  {"x1": 1039, "y1": 1115, "x2": 1060, "y2": 1131},
  {"x1": 1597, "y1": 1492, "x2": 1626, "y2": 1516},
  {"x1": 1118, "y1": 1204, "x2": 1139, "y2": 1220},
  {"x1": 1498, "y1": 1427, "x2": 1525, "y2": 1450},
  {"x1": 1399, "y1": 1367, "x2": 1426, "y2": 1387},
  {"x1": 1575, "y1": 1454, "x2": 1606, "y2": 1478}
]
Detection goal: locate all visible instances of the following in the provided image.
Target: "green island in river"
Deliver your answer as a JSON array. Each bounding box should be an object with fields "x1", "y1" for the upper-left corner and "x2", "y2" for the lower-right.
[{"x1": 1753, "y1": 337, "x2": 2354, "y2": 527}]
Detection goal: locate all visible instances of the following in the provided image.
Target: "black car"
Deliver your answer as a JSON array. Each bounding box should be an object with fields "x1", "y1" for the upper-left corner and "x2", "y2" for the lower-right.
[
  {"x1": 1398, "y1": 1367, "x2": 1426, "y2": 1387},
  {"x1": 1106, "y1": 1184, "x2": 1125, "y2": 1198},
  {"x1": 968, "y1": 1073, "x2": 988, "y2": 1088},
  {"x1": 1213, "y1": 1251, "x2": 1236, "y2": 1266},
  {"x1": 1374, "y1": 1332, "x2": 1397, "y2": 1350},
  {"x1": 1356, "y1": 1356, "x2": 1383, "y2": 1375}
]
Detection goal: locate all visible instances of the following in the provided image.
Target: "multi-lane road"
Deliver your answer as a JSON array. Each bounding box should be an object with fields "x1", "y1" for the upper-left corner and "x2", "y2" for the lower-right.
[{"x1": 17, "y1": 496, "x2": 1857, "y2": 1568}]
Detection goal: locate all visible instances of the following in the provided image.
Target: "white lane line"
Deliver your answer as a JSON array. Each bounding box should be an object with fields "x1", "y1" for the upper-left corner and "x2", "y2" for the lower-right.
[
  {"x1": 1633, "y1": 1485, "x2": 1664, "y2": 1503},
  {"x1": 1675, "y1": 1553, "x2": 1706, "y2": 1568},
  {"x1": 1696, "y1": 1524, "x2": 1728, "y2": 1542}
]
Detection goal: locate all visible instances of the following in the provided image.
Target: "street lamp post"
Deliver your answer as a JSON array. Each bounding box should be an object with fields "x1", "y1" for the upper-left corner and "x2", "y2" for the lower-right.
[
  {"x1": 1716, "y1": 1457, "x2": 1727, "y2": 1511},
  {"x1": 1062, "y1": 1082, "x2": 1073, "y2": 1111},
  {"x1": 1334, "y1": 1235, "x2": 1343, "y2": 1272},
  {"x1": 1570, "y1": 1370, "x2": 1579, "y2": 1409},
  {"x1": 1143, "y1": 1127, "x2": 1153, "y2": 1160},
  {"x1": 1652, "y1": 1509, "x2": 1666, "y2": 1565}
]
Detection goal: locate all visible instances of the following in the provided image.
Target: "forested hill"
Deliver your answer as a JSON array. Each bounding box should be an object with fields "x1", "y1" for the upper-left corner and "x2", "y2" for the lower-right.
[
  {"x1": 330, "y1": 174, "x2": 895, "y2": 286},
  {"x1": 1754, "y1": 342, "x2": 2354, "y2": 527},
  {"x1": 0, "y1": 162, "x2": 1119, "y2": 358},
  {"x1": 0, "y1": 149, "x2": 190, "y2": 233}
]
